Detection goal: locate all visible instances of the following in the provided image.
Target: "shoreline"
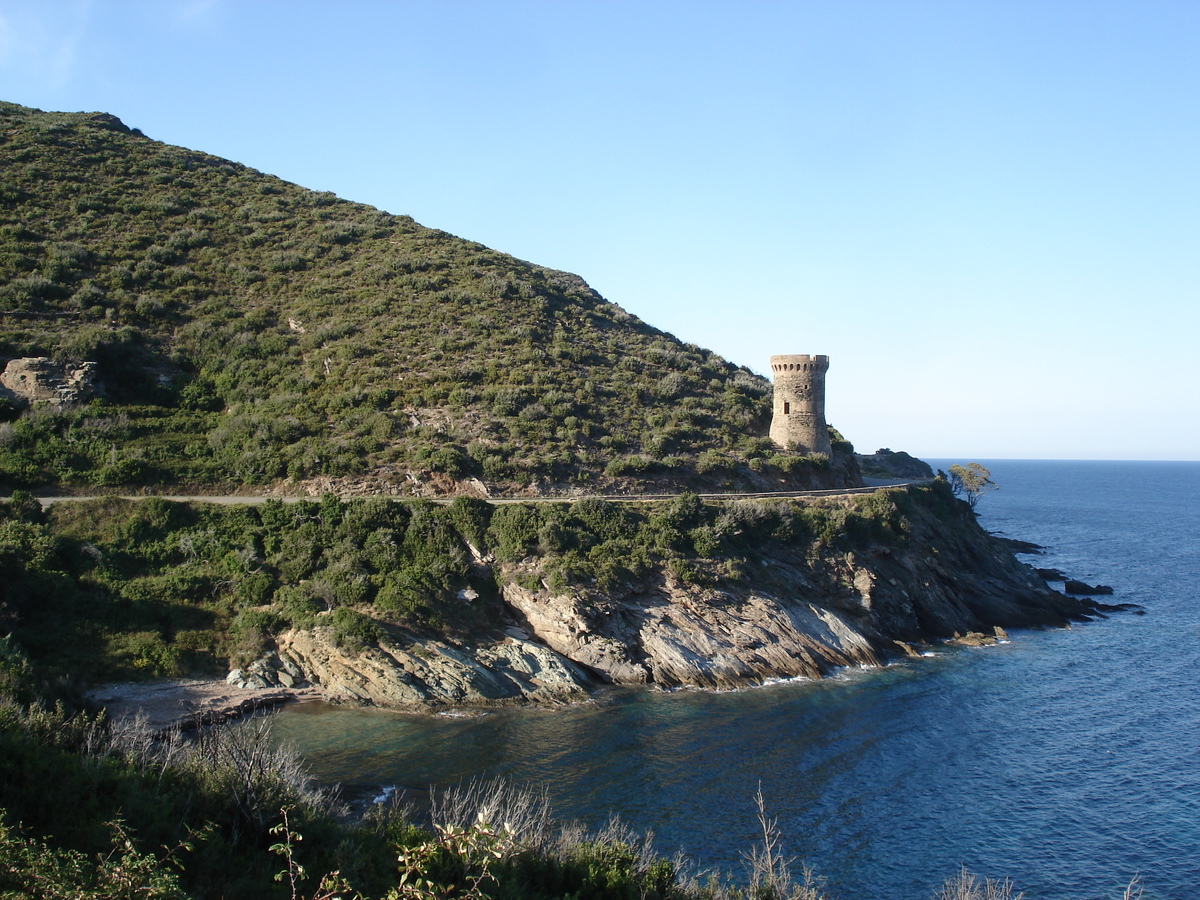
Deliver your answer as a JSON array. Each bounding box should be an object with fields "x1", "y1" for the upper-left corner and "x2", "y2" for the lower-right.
[
  {"x1": 85, "y1": 678, "x2": 325, "y2": 734},
  {"x1": 84, "y1": 631, "x2": 1012, "y2": 736}
]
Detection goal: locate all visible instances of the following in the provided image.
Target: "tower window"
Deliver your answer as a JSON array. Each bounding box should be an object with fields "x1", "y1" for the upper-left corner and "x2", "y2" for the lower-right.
[{"x1": 783, "y1": 402, "x2": 790, "y2": 414}]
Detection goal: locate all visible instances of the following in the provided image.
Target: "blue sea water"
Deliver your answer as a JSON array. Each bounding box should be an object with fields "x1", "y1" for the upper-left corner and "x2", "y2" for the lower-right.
[{"x1": 272, "y1": 460, "x2": 1200, "y2": 899}]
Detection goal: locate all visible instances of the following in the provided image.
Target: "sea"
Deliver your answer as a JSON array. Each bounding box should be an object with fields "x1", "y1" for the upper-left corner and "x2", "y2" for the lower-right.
[{"x1": 271, "y1": 460, "x2": 1200, "y2": 899}]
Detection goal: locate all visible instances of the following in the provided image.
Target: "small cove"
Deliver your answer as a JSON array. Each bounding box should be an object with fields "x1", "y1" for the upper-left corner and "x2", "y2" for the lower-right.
[{"x1": 273, "y1": 460, "x2": 1200, "y2": 899}]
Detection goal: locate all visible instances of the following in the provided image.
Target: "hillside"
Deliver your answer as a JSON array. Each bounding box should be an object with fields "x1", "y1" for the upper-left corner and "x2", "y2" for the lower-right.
[
  {"x1": 0, "y1": 101, "x2": 856, "y2": 495},
  {"x1": 0, "y1": 105, "x2": 1121, "y2": 900}
]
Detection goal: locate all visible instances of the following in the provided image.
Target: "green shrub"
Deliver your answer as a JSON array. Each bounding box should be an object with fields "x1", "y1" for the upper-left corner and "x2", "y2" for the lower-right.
[
  {"x1": 234, "y1": 571, "x2": 277, "y2": 606},
  {"x1": 689, "y1": 526, "x2": 720, "y2": 558},
  {"x1": 275, "y1": 585, "x2": 321, "y2": 629},
  {"x1": 695, "y1": 449, "x2": 734, "y2": 475},
  {"x1": 488, "y1": 505, "x2": 543, "y2": 562},
  {"x1": 106, "y1": 630, "x2": 180, "y2": 677},
  {"x1": 566, "y1": 498, "x2": 631, "y2": 544},
  {"x1": 426, "y1": 446, "x2": 473, "y2": 480},
  {"x1": 604, "y1": 455, "x2": 655, "y2": 477},
  {"x1": 372, "y1": 577, "x2": 430, "y2": 622},
  {"x1": 446, "y1": 496, "x2": 493, "y2": 549},
  {"x1": 226, "y1": 607, "x2": 283, "y2": 666},
  {"x1": 329, "y1": 607, "x2": 380, "y2": 652}
]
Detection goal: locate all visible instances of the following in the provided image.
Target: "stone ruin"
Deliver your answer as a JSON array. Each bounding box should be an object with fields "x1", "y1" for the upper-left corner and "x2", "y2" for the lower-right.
[{"x1": 0, "y1": 357, "x2": 101, "y2": 408}]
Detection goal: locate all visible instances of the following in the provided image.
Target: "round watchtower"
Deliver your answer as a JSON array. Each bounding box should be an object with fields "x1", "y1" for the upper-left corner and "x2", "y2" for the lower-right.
[{"x1": 769, "y1": 354, "x2": 831, "y2": 456}]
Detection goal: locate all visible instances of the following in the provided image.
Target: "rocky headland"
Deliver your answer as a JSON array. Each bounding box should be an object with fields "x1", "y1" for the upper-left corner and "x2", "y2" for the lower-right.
[
  {"x1": 226, "y1": 482, "x2": 1101, "y2": 714},
  {"x1": 856, "y1": 448, "x2": 936, "y2": 480}
]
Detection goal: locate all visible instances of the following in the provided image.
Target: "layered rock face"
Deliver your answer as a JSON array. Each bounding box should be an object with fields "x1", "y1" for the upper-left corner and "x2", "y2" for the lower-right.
[
  {"x1": 500, "y1": 495, "x2": 1080, "y2": 691},
  {"x1": 266, "y1": 485, "x2": 1095, "y2": 711},
  {"x1": 275, "y1": 629, "x2": 593, "y2": 708},
  {"x1": 501, "y1": 580, "x2": 880, "y2": 688}
]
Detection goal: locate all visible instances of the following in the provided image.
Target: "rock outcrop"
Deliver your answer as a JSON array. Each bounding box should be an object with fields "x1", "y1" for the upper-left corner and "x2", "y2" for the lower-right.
[
  {"x1": 500, "y1": 578, "x2": 879, "y2": 688},
  {"x1": 0, "y1": 357, "x2": 100, "y2": 407},
  {"x1": 226, "y1": 653, "x2": 310, "y2": 690},
  {"x1": 856, "y1": 448, "x2": 935, "y2": 480},
  {"x1": 275, "y1": 628, "x2": 592, "y2": 708},
  {"x1": 1063, "y1": 579, "x2": 1114, "y2": 595}
]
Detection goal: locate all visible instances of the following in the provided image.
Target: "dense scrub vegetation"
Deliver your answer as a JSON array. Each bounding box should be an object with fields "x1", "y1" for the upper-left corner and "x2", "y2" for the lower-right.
[
  {"x1": 0, "y1": 101, "x2": 851, "y2": 494},
  {"x1": 0, "y1": 485, "x2": 928, "y2": 687}
]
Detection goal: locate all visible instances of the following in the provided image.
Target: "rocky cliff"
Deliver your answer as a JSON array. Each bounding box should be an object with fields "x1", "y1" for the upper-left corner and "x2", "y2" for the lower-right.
[
  {"x1": 856, "y1": 448, "x2": 935, "y2": 480},
  {"x1": 264, "y1": 482, "x2": 1095, "y2": 709}
]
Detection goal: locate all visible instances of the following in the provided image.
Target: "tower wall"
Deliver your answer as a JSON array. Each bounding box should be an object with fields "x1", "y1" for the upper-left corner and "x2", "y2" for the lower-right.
[{"x1": 769, "y1": 354, "x2": 831, "y2": 456}]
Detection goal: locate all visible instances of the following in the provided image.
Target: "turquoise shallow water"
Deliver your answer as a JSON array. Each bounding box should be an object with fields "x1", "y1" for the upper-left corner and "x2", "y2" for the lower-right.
[{"x1": 272, "y1": 460, "x2": 1200, "y2": 899}]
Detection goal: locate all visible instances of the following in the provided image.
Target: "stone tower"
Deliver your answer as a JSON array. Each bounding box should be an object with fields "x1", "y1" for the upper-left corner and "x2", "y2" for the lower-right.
[{"x1": 769, "y1": 354, "x2": 831, "y2": 456}]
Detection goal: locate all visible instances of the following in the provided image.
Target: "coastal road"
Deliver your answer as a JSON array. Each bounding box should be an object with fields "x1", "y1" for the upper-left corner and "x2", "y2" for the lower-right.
[{"x1": 27, "y1": 480, "x2": 929, "y2": 507}]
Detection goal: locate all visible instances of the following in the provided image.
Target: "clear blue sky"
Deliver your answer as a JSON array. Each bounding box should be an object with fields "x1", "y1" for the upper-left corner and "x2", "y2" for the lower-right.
[{"x1": 3, "y1": 1, "x2": 1197, "y2": 460}]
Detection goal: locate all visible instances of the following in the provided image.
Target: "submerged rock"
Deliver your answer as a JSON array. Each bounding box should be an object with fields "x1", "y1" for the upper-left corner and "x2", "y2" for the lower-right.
[
  {"x1": 1036, "y1": 567, "x2": 1068, "y2": 581},
  {"x1": 949, "y1": 626, "x2": 1009, "y2": 647},
  {"x1": 1064, "y1": 579, "x2": 1114, "y2": 595},
  {"x1": 994, "y1": 536, "x2": 1046, "y2": 554}
]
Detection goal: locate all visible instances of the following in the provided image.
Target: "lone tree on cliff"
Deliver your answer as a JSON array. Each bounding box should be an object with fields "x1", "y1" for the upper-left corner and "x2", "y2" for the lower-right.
[{"x1": 948, "y1": 463, "x2": 998, "y2": 509}]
